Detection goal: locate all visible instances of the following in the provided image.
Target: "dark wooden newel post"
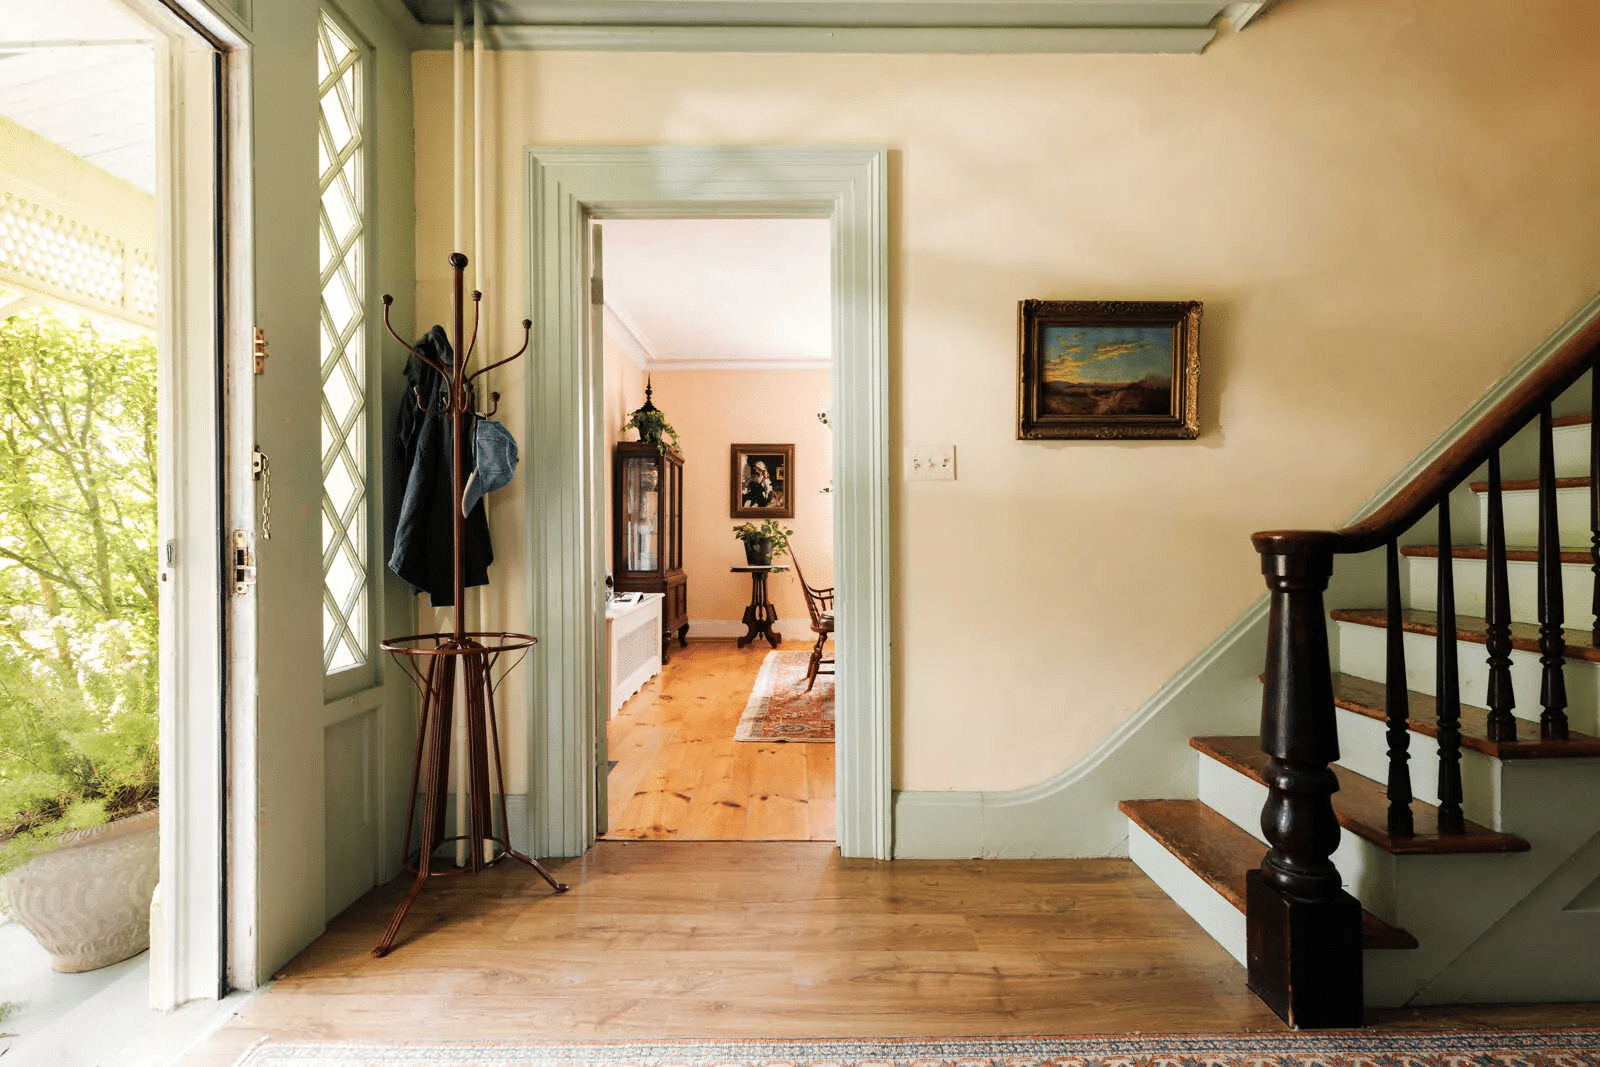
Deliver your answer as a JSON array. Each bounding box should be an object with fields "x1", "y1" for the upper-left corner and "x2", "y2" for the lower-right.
[{"x1": 1247, "y1": 531, "x2": 1364, "y2": 1029}]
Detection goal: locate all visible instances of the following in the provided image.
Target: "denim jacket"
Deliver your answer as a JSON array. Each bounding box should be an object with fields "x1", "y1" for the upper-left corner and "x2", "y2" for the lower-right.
[{"x1": 387, "y1": 325, "x2": 493, "y2": 607}]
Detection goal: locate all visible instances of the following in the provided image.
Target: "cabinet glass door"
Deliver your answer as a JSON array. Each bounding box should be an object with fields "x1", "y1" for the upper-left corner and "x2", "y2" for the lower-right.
[{"x1": 622, "y1": 455, "x2": 659, "y2": 572}]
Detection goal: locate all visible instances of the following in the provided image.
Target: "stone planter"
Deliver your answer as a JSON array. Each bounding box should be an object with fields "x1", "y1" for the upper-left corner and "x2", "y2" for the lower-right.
[{"x1": 1, "y1": 809, "x2": 158, "y2": 973}]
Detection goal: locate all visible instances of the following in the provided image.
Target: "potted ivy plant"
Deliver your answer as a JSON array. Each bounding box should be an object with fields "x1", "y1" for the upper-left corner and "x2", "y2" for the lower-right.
[
  {"x1": 622, "y1": 380, "x2": 682, "y2": 456},
  {"x1": 733, "y1": 519, "x2": 795, "y2": 566}
]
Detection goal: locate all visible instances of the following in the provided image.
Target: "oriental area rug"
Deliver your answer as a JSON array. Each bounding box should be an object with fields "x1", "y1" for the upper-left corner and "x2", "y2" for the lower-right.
[
  {"x1": 733, "y1": 650, "x2": 834, "y2": 743},
  {"x1": 234, "y1": 1030, "x2": 1600, "y2": 1067}
]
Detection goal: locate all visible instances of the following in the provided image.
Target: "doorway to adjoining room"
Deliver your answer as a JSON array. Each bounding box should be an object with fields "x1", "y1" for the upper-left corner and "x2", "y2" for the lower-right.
[{"x1": 597, "y1": 218, "x2": 836, "y2": 842}]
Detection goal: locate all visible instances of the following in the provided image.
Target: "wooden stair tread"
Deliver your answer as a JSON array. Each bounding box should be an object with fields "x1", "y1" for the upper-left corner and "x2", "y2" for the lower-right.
[
  {"x1": 1190, "y1": 736, "x2": 1529, "y2": 855},
  {"x1": 1551, "y1": 413, "x2": 1591, "y2": 428},
  {"x1": 1119, "y1": 799, "x2": 1417, "y2": 950},
  {"x1": 1330, "y1": 606, "x2": 1600, "y2": 664},
  {"x1": 1468, "y1": 475, "x2": 1587, "y2": 493},
  {"x1": 1332, "y1": 672, "x2": 1600, "y2": 760},
  {"x1": 1400, "y1": 544, "x2": 1592, "y2": 565}
]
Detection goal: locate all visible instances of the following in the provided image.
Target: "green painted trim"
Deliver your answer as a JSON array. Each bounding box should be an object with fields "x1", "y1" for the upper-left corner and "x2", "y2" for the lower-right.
[
  {"x1": 414, "y1": 23, "x2": 1217, "y2": 52},
  {"x1": 894, "y1": 599, "x2": 1267, "y2": 858},
  {"x1": 406, "y1": 0, "x2": 1237, "y2": 28},
  {"x1": 522, "y1": 146, "x2": 892, "y2": 860}
]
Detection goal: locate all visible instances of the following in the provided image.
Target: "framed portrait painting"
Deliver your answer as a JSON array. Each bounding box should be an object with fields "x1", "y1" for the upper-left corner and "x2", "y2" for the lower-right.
[
  {"x1": 730, "y1": 443, "x2": 794, "y2": 519},
  {"x1": 1017, "y1": 299, "x2": 1202, "y2": 440}
]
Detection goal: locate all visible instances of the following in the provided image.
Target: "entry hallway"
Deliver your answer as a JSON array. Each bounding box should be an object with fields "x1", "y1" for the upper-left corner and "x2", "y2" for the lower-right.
[
  {"x1": 605, "y1": 639, "x2": 835, "y2": 841},
  {"x1": 182, "y1": 843, "x2": 1600, "y2": 1064}
]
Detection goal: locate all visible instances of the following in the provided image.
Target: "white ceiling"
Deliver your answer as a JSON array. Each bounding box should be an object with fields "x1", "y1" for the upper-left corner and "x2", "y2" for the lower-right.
[
  {"x1": 0, "y1": 0, "x2": 159, "y2": 195},
  {"x1": 601, "y1": 218, "x2": 832, "y2": 371}
]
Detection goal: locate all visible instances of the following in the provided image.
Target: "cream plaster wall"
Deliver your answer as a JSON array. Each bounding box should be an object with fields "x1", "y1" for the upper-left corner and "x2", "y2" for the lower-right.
[
  {"x1": 644, "y1": 368, "x2": 834, "y2": 624},
  {"x1": 415, "y1": 0, "x2": 1600, "y2": 794}
]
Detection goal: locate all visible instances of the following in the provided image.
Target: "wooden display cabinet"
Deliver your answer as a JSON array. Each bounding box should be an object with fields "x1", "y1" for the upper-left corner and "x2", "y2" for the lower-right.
[{"x1": 612, "y1": 441, "x2": 688, "y2": 660}]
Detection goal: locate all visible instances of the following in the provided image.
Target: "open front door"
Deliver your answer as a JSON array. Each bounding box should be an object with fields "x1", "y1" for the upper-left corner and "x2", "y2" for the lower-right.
[{"x1": 224, "y1": 0, "x2": 416, "y2": 987}]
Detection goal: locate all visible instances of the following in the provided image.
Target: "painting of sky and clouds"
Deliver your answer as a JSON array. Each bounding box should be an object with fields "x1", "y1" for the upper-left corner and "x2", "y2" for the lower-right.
[{"x1": 1041, "y1": 324, "x2": 1174, "y2": 417}]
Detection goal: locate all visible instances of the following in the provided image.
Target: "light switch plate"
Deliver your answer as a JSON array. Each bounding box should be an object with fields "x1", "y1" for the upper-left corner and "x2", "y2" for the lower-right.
[{"x1": 908, "y1": 445, "x2": 957, "y2": 481}]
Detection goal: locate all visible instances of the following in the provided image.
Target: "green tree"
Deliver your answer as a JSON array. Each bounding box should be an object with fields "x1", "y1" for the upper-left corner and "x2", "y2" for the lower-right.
[{"x1": 0, "y1": 308, "x2": 159, "y2": 873}]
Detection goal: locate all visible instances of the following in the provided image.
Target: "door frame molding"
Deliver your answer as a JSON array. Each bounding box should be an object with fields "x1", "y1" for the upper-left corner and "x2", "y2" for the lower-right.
[{"x1": 522, "y1": 145, "x2": 891, "y2": 859}]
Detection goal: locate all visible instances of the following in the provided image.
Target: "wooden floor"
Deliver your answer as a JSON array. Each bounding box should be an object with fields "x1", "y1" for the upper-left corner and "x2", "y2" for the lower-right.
[
  {"x1": 604, "y1": 639, "x2": 834, "y2": 841},
  {"x1": 181, "y1": 843, "x2": 1600, "y2": 1065}
]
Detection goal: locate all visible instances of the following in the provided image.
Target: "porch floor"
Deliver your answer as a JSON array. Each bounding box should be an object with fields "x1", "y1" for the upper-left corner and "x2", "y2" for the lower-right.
[{"x1": 181, "y1": 843, "x2": 1600, "y2": 1065}]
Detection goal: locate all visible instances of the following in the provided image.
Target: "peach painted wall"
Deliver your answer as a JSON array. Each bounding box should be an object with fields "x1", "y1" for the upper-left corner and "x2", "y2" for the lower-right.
[
  {"x1": 644, "y1": 368, "x2": 834, "y2": 627},
  {"x1": 417, "y1": 0, "x2": 1600, "y2": 793}
]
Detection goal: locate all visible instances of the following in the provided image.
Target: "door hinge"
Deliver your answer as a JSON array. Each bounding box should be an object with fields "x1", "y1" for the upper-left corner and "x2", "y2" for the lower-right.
[
  {"x1": 253, "y1": 327, "x2": 269, "y2": 375},
  {"x1": 589, "y1": 276, "x2": 603, "y2": 305},
  {"x1": 232, "y1": 529, "x2": 256, "y2": 595}
]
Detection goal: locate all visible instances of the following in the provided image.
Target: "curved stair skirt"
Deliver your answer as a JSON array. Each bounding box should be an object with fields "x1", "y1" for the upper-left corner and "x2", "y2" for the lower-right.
[
  {"x1": 894, "y1": 288, "x2": 1600, "y2": 862},
  {"x1": 897, "y1": 291, "x2": 1600, "y2": 1009},
  {"x1": 1124, "y1": 388, "x2": 1600, "y2": 1007}
]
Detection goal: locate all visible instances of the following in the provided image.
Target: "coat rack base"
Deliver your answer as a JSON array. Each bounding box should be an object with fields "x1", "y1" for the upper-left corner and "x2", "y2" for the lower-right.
[{"x1": 374, "y1": 631, "x2": 568, "y2": 959}]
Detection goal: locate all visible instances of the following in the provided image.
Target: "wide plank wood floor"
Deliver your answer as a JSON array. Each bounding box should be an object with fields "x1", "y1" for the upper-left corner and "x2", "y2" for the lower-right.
[
  {"x1": 605, "y1": 639, "x2": 834, "y2": 841},
  {"x1": 181, "y1": 843, "x2": 1600, "y2": 1066}
]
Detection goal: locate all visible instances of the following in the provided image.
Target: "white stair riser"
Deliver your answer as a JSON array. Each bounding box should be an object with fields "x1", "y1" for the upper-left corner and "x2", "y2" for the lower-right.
[
  {"x1": 1405, "y1": 555, "x2": 1595, "y2": 632},
  {"x1": 1474, "y1": 485, "x2": 1593, "y2": 548},
  {"x1": 1125, "y1": 820, "x2": 1247, "y2": 966},
  {"x1": 1336, "y1": 621, "x2": 1600, "y2": 737},
  {"x1": 1552, "y1": 422, "x2": 1590, "y2": 477},
  {"x1": 1334, "y1": 706, "x2": 1503, "y2": 826},
  {"x1": 1197, "y1": 756, "x2": 1399, "y2": 921}
]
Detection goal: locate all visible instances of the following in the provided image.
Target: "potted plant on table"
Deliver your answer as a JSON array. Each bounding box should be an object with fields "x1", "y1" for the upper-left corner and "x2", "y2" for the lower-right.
[{"x1": 733, "y1": 518, "x2": 794, "y2": 566}]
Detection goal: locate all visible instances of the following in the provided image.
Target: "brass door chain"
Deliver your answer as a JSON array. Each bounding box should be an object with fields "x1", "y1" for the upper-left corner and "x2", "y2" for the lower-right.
[{"x1": 252, "y1": 448, "x2": 272, "y2": 540}]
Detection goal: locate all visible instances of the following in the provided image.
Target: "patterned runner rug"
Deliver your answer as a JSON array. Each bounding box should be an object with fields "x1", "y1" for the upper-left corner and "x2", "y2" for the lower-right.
[
  {"x1": 235, "y1": 1029, "x2": 1600, "y2": 1067},
  {"x1": 733, "y1": 650, "x2": 834, "y2": 743}
]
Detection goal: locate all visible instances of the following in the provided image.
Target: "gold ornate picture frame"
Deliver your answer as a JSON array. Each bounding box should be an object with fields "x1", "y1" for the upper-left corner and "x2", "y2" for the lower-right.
[{"x1": 1017, "y1": 299, "x2": 1202, "y2": 440}]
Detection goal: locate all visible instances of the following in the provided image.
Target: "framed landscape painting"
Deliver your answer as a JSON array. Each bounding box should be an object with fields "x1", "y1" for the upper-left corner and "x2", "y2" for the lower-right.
[{"x1": 1016, "y1": 299, "x2": 1202, "y2": 440}]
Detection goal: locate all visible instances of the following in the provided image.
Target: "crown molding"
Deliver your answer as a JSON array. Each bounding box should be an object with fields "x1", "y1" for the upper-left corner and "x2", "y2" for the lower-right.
[
  {"x1": 648, "y1": 358, "x2": 832, "y2": 371},
  {"x1": 601, "y1": 303, "x2": 653, "y2": 371},
  {"x1": 414, "y1": 22, "x2": 1216, "y2": 52}
]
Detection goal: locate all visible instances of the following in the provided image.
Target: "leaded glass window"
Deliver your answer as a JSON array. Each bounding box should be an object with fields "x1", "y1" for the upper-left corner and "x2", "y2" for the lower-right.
[{"x1": 317, "y1": 9, "x2": 368, "y2": 675}]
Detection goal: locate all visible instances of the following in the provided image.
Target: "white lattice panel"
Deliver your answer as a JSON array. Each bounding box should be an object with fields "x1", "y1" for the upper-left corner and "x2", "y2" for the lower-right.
[
  {"x1": 318, "y1": 8, "x2": 370, "y2": 675},
  {"x1": 0, "y1": 192, "x2": 153, "y2": 325}
]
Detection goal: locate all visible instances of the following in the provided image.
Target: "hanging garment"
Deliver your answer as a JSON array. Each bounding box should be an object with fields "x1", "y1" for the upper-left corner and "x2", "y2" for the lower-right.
[
  {"x1": 461, "y1": 418, "x2": 520, "y2": 517},
  {"x1": 388, "y1": 325, "x2": 493, "y2": 607}
]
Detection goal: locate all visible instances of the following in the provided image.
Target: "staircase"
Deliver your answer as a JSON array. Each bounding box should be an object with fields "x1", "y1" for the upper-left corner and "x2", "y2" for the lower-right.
[{"x1": 1122, "y1": 324, "x2": 1600, "y2": 1025}]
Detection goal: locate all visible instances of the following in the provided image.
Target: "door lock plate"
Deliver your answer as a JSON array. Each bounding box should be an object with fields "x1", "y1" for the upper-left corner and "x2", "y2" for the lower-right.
[{"x1": 232, "y1": 529, "x2": 256, "y2": 595}]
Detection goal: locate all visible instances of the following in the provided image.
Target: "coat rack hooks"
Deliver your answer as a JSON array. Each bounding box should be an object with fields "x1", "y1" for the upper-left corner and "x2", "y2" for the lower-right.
[{"x1": 372, "y1": 252, "x2": 566, "y2": 961}]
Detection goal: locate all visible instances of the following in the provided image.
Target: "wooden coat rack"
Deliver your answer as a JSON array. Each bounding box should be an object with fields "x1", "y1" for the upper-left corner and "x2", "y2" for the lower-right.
[{"x1": 372, "y1": 252, "x2": 567, "y2": 959}]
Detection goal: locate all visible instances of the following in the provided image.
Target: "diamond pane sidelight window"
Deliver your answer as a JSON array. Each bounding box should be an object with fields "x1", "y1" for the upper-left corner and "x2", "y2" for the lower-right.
[{"x1": 318, "y1": 9, "x2": 369, "y2": 675}]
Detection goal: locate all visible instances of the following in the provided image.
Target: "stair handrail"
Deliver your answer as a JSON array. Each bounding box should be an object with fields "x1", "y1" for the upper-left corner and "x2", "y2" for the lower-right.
[
  {"x1": 1243, "y1": 313, "x2": 1600, "y2": 1029},
  {"x1": 1255, "y1": 314, "x2": 1600, "y2": 558}
]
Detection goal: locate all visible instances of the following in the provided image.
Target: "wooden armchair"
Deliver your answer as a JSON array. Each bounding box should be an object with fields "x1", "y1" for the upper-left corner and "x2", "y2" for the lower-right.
[{"x1": 788, "y1": 551, "x2": 834, "y2": 692}]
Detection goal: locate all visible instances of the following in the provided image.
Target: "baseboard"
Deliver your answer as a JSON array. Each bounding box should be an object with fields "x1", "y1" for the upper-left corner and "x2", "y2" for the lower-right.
[
  {"x1": 413, "y1": 793, "x2": 532, "y2": 859},
  {"x1": 891, "y1": 287, "x2": 1600, "y2": 861},
  {"x1": 892, "y1": 600, "x2": 1268, "y2": 858},
  {"x1": 686, "y1": 618, "x2": 814, "y2": 641}
]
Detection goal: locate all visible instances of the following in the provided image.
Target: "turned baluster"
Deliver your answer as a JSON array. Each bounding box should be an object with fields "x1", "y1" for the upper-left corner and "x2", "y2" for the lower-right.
[
  {"x1": 1384, "y1": 539, "x2": 1413, "y2": 837},
  {"x1": 1484, "y1": 451, "x2": 1517, "y2": 742},
  {"x1": 1247, "y1": 532, "x2": 1363, "y2": 1029},
  {"x1": 1434, "y1": 502, "x2": 1465, "y2": 834},
  {"x1": 1591, "y1": 370, "x2": 1600, "y2": 636},
  {"x1": 1537, "y1": 406, "x2": 1571, "y2": 742}
]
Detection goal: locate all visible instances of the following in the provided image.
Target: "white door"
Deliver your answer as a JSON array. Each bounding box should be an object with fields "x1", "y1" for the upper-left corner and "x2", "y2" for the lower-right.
[{"x1": 220, "y1": 0, "x2": 416, "y2": 987}]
